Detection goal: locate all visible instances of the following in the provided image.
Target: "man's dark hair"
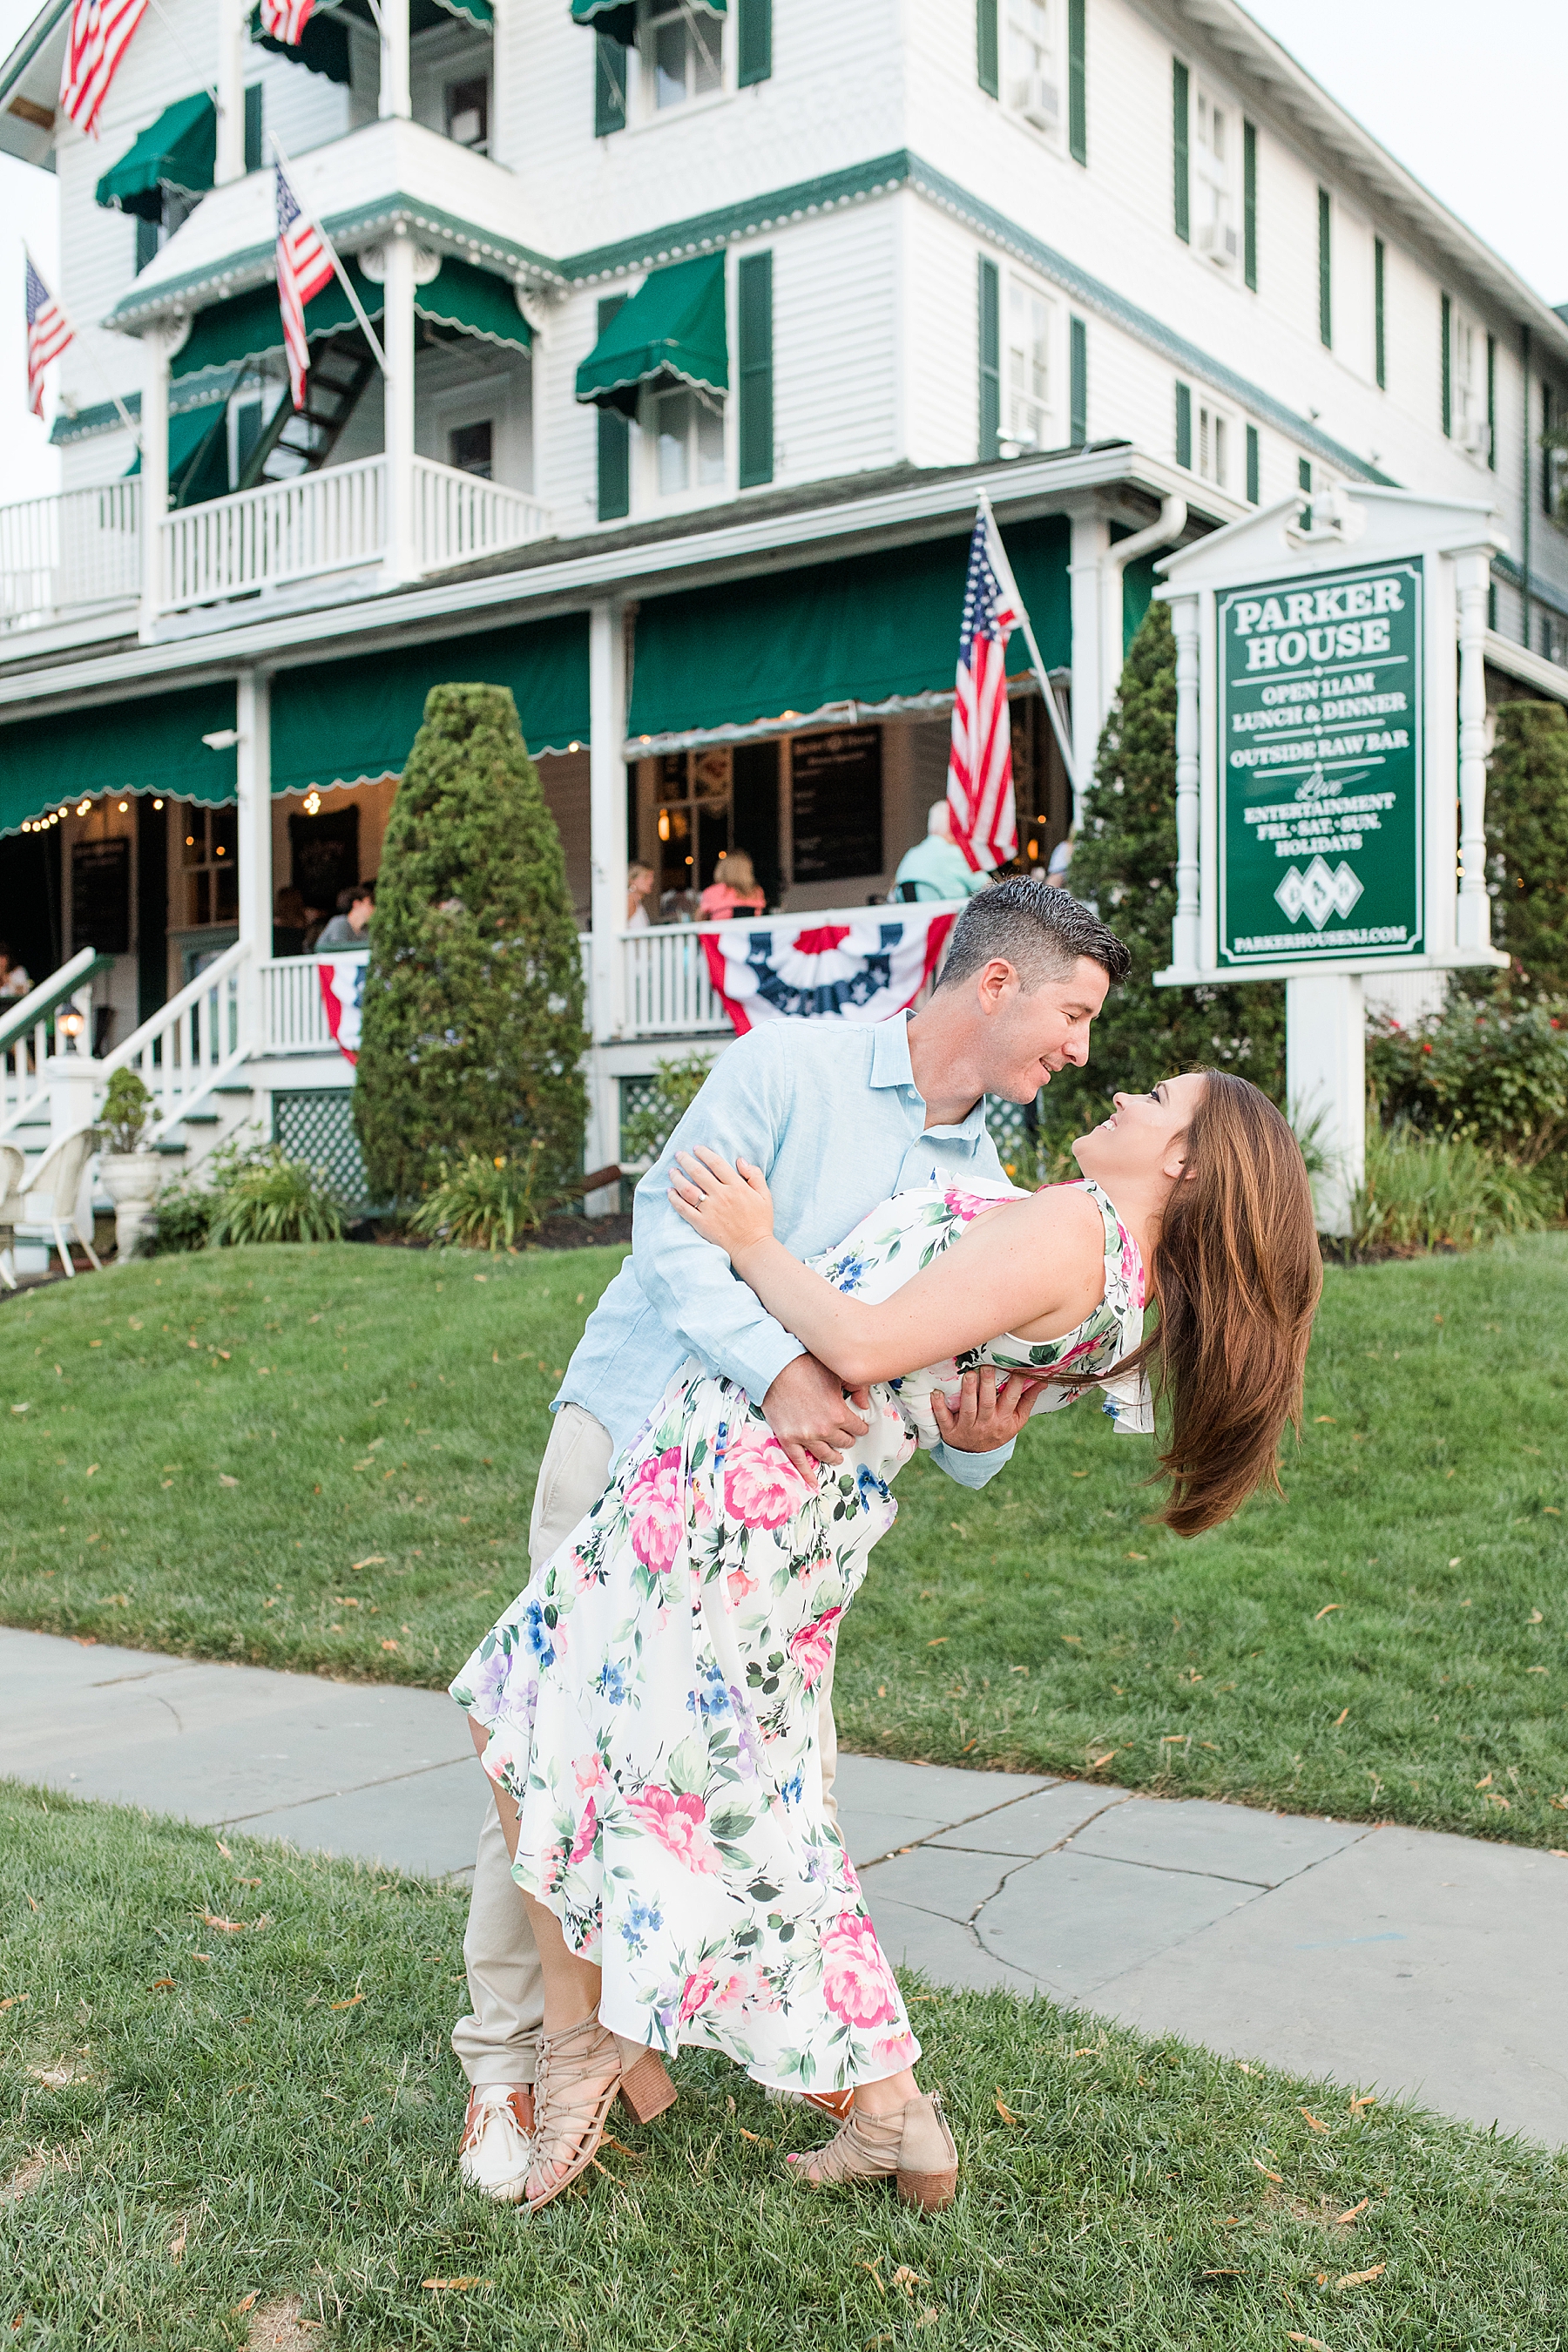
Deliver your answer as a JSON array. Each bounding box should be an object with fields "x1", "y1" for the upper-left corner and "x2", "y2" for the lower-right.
[
  {"x1": 935, "y1": 878, "x2": 1130, "y2": 992},
  {"x1": 352, "y1": 878, "x2": 377, "y2": 904}
]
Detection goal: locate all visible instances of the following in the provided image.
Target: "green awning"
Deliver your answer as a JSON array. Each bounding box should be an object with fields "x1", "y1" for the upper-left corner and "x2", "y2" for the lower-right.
[
  {"x1": 250, "y1": 0, "x2": 490, "y2": 79},
  {"x1": 125, "y1": 387, "x2": 236, "y2": 508},
  {"x1": 575, "y1": 251, "x2": 726, "y2": 417},
  {"x1": 626, "y1": 517, "x2": 1071, "y2": 740},
  {"x1": 0, "y1": 684, "x2": 239, "y2": 840},
  {"x1": 571, "y1": 0, "x2": 720, "y2": 25},
  {"x1": 270, "y1": 617, "x2": 590, "y2": 796},
  {"x1": 94, "y1": 92, "x2": 215, "y2": 221},
  {"x1": 172, "y1": 255, "x2": 527, "y2": 387}
]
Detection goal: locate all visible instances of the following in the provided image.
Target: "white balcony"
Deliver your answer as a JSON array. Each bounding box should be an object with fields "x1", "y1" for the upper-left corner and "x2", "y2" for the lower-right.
[{"x1": 0, "y1": 483, "x2": 140, "y2": 635}]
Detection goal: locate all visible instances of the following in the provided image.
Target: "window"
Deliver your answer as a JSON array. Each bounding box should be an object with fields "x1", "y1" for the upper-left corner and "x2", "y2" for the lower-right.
[
  {"x1": 1192, "y1": 89, "x2": 1239, "y2": 269},
  {"x1": 1317, "y1": 188, "x2": 1332, "y2": 348},
  {"x1": 652, "y1": 388, "x2": 724, "y2": 495},
  {"x1": 1069, "y1": 314, "x2": 1086, "y2": 445},
  {"x1": 1541, "y1": 610, "x2": 1568, "y2": 666},
  {"x1": 978, "y1": 256, "x2": 1000, "y2": 460},
  {"x1": 445, "y1": 75, "x2": 489, "y2": 151},
  {"x1": 1004, "y1": 278, "x2": 1051, "y2": 449},
  {"x1": 1245, "y1": 422, "x2": 1260, "y2": 504},
  {"x1": 1374, "y1": 238, "x2": 1386, "y2": 389},
  {"x1": 1242, "y1": 119, "x2": 1257, "y2": 289},
  {"x1": 181, "y1": 807, "x2": 238, "y2": 929},
  {"x1": 1005, "y1": 0, "x2": 1059, "y2": 133},
  {"x1": 449, "y1": 421, "x2": 493, "y2": 479},
  {"x1": 1196, "y1": 399, "x2": 1231, "y2": 490},
  {"x1": 644, "y1": 0, "x2": 721, "y2": 111},
  {"x1": 1172, "y1": 59, "x2": 1189, "y2": 243},
  {"x1": 1175, "y1": 380, "x2": 1192, "y2": 470},
  {"x1": 595, "y1": 28, "x2": 627, "y2": 134},
  {"x1": 1448, "y1": 308, "x2": 1488, "y2": 462},
  {"x1": 737, "y1": 251, "x2": 773, "y2": 489}
]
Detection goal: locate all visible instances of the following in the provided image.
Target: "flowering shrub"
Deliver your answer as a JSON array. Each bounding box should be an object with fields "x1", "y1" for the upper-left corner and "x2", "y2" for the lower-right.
[{"x1": 1368, "y1": 990, "x2": 1568, "y2": 1166}]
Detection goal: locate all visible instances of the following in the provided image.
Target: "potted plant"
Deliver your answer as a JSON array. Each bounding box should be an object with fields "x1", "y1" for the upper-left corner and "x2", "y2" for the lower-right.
[{"x1": 96, "y1": 1069, "x2": 163, "y2": 1259}]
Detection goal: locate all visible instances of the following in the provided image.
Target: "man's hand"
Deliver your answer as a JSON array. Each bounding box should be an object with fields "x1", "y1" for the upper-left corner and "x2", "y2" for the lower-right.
[
  {"x1": 762, "y1": 1354, "x2": 871, "y2": 1477},
  {"x1": 930, "y1": 1367, "x2": 1041, "y2": 1453}
]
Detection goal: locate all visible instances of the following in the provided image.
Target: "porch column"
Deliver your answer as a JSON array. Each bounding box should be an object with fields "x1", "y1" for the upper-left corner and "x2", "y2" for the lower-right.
[
  {"x1": 1168, "y1": 591, "x2": 1201, "y2": 976},
  {"x1": 138, "y1": 323, "x2": 172, "y2": 642},
  {"x1": 1068, "y1": 509, "x2": 1109, "y2": 806},
  {"x1": 1453, "y1": 546, "x2": 1493, "y2": 952},
  {"x1": 379, "y1": 0, "x2": 411, "y2": 118},
  {"x1": 235, "y1": 671, "x2": 273, "y2": 1049},
  {"x1": 214, "y1": 0, "x2": 247, "y2": 184},
  {"x1": 382, "y1": 230, "x2": 418, "y2": 582},
  {"x1": 1287, "y1": 971, "x2": 1364, "y2": 1238}
]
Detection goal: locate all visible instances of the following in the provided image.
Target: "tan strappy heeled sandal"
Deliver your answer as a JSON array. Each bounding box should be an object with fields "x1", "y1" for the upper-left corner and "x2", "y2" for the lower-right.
[
  {"x1": 524, "y1": 2013, "x2": 677, "y2": 2213},
  {"x1": 783, "y1": 2088, "x2": 957, "y2": 2213}
]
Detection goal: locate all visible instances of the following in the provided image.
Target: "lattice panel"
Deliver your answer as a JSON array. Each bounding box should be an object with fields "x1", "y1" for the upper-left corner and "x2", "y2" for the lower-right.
[
  {"x1": 984, "y1": 1095, "x2": 1034, "y2": 1175},
  {"x1": 272, "y1": 1087, "x2": 382, "y2": 1215}
]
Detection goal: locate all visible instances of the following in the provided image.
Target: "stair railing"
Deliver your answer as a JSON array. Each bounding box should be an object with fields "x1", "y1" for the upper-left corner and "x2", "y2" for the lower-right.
[
  {"x1": 0, "y1": 949, "x2": 114, "y2": 1142},
  {"x1": 94, "y1": 938, "x2": 253, "y2": 1138}
]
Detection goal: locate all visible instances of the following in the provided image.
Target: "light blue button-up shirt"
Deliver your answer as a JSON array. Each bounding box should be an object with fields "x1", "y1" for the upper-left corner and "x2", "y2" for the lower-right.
[{"x1": 557, "y1": 1013, "x2": 1016, "y2": 1489}]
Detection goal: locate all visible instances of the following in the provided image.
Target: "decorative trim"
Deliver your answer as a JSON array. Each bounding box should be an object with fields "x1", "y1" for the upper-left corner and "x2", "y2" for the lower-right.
[
  {"x1": 49, "y1": 375, "x2": 239, "y2": 445},
  {"x1": 562, "y1": 151, "x2": 913, "y2": 284}
]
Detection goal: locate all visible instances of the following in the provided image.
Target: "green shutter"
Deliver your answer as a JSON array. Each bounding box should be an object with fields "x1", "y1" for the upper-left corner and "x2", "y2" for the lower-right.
[
  {"x1": 1067, "y1": 0, "x2": 1085, "y2": 165},
  {"x1": 134, "y1": 213, "x2": 159, "y2": 274},
  {"x1": 1245, "y1": 422, "x2": 1259, "y2": 504},
  {"x1": 1298, "y1": 456, "x2": 1312, "y2": 494},
  {"x1": 1544, "y1": 383, "x2": 1554, "y2": 517},
  {"x1": 594, "y1": 29, "x2": 626, "y2": 135},
  {"x1": 244, "y1": 83, "x2": 262, "y2": 172},
  {"x1": 1069, "y1": 315, "x2": 1086, "y2": 445},
  {"x1": 1172, "y1": 59, "x2": 1189, "y2": 243},
  {"x1": 1440, "y1": 294, "x2": 1451, "y2": 435},
  {"x1": 1242, "y1": 118, "x2": 1256, "y2": 290},
  {"x1": 597, "y1": 294, "x2": 630, "y2": 519},
  {"x1": 1174, "y1": 381, "x2": 1191, "y2": 469},
  {"x1": 1486, "y1": 332, "x2": 1497, "y2": 470},
  {"x1": 978, "y1": 255, "x2": 1000, "y2": 459},
  {"x1": 1317, "y1": 188, "x2": 1331, "y2": 348},
  {"x1": 1374, "y1": 237, "x2": 1386, "y2": 389},
  {"x1": 737, "y1": 251, "x2": 773, "y2": 488},
  {"x1": 977, "y1": 0, "x2": 998, "y2": 98},
  {"x1": 738, "y1": 0, "x2": 770, "y2": 86}
]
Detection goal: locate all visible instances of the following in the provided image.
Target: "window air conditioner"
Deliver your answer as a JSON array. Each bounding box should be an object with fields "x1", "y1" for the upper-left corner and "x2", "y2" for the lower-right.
[
  {"x1": 1460, "y1": 414, "x2": 1490, "y2": 460},
  {"x1": 1015, "y1": 75, "x2": 1060, "y2": 129},
  {"x1": 1196, "y1": 219, "x2": 1240, "y2": 266}
]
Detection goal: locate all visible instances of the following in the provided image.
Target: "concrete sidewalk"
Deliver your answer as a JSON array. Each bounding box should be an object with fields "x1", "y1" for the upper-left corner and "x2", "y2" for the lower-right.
[{"x1": 3, "y1": 1625, "x2": 1564, "y2": 2147}]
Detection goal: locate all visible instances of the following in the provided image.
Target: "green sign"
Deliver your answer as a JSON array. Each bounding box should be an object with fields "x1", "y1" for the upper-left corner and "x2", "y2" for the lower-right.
[{"x1": 1217, "y1": 556, "x2": 1424, "y2": 967}]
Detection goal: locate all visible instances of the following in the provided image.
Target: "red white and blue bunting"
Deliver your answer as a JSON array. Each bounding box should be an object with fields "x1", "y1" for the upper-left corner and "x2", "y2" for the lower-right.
[
  {"x1": 700, "y1": 908, "x2": 957, "y2": 1037},
  {"x1": 317, "y1": 955, "x2": 364, "y2": 1063}
]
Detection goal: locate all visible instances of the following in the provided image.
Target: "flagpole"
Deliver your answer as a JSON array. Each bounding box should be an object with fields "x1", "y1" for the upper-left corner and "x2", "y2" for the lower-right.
[
  {"x1": 977, "y1": 490, "x2": 1084, "y2": 828},
  {"x1": 24, "y1": 241, "x2": 143, "y2": 455},
  {"x1": 268, "y1": 132, "x2": 389, "y2": 374}
]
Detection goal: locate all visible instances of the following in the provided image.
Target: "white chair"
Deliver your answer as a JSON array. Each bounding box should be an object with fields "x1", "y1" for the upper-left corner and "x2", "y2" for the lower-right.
[
  {"x1": 19, "y1": 1126, "x2": 102, "y2": 1278},
  {"x1": 0, "y1": 1142, "x2": 25, "y2": 1290}
]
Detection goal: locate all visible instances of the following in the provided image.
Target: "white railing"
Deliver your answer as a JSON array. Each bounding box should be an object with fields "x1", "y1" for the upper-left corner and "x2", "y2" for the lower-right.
[
  {"x1": 98, "y1": 938, "x2": 250, "y2": 1129},
  {"x1": 159, "y1": 456, "x2": 388, "y2": 611},
  {"x1": 0, "y1": 482, "x2": 140, "y2": 632},
  {"x1": 412, "y1": 456, "x2": 551, "y2": 571},
  {"x1": 623, "y1": 927, "x2": 729, "y2": 1037},
  {"x1": 0, "y1": 948, "x2": 106, "y2": 1140},
  {"x1": 261, "y1": 949, "x2": 366, "y2": 1055}
]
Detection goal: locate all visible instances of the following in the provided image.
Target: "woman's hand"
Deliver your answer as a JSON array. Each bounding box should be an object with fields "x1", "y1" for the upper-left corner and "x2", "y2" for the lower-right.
[{"x1": 668, "y1": 1146, "x2": 775, "y2": 1263}]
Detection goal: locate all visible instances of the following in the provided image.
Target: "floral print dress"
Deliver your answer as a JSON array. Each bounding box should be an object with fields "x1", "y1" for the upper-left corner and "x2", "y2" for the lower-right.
[{"x1": 450, "y1": 1177, "x2": 1146, "y2": 2092}]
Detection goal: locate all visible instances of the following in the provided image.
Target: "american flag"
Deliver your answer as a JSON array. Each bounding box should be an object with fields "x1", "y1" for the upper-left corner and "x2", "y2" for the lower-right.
[
  {"x1": 24, "y1": 253, "x2": 72, "y2": 420},
  {"x1": 58, "y1": 0, "x2": 149, "y2": 139},
  {"x1": 945, "y1": 503, "x2": 1024, "y2": 872},
  {"x1": 260, "y1": 0, "x2": 317, "y2": 43},
  {"x1": 275, "y1": 164, "x2": 333, "y2": 410}
]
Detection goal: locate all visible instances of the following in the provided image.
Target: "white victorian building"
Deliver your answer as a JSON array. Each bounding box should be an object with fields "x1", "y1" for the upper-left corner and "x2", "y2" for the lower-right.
[{"x1": 2, "y1": 0, "x2": 1565, "y2": 1223}]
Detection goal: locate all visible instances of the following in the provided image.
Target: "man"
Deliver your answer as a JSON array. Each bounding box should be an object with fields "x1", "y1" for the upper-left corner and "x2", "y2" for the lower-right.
[
  {"x1": 891, "y1": 802, "x2": 989, "y2": 903},
  {"x1": 455, "y1": 881, "x2": 1129, "y2": 2199},
  {"x1": 314, "y1": 879, "x2": 375, "y2": 947}
]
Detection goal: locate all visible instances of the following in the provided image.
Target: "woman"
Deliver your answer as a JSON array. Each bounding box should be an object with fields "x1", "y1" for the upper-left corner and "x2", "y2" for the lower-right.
[
  {"x1": 626, "y1": 862, "x2": 656, "y2": 929},
  {"x1": 698, "y1": 848, "x2": 767, "y2": 919},
  {"x1": 451, "y1": 1071, "x2": 1319, "y2": 2215}
]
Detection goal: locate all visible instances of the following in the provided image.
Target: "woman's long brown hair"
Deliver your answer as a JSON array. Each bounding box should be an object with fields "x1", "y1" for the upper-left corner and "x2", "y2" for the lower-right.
[
  {"x1": 1149, "y1": 1071, "x2": 1321, "y2": 1535},
  {"x1": 1045, "y1": 1071, "x2": 1321, "y2": 1537}
]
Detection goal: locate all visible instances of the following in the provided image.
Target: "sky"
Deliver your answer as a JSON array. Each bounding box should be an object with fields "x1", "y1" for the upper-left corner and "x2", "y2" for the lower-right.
[{"x1": 0, "y1": 0, "x2": 1562, "y2": 508}]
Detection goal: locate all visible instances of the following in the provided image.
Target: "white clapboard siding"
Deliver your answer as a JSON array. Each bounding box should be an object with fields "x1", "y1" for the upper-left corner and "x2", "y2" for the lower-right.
[{"x1": 773, "y1": 201, "x2": 900, "y2": 484}]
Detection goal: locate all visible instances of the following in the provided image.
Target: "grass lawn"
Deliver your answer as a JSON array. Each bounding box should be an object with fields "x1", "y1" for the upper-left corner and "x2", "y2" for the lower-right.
[
  {"x1": 1, "y1": 1236, "x2": 1565, "y2": 1845},
  {"x1": 3, "y1": 1781, "x2": 1566, "y2": 2352}
]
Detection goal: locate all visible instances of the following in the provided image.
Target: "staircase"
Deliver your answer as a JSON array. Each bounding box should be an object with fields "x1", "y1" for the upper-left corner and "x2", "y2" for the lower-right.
[{"x1": 238, "y1": 333, "x2": 377, "y2": 490}]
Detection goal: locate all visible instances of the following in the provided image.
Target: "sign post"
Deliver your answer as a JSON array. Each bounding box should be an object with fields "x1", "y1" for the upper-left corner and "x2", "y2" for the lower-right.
[{"x1": 1155, "y1": 487, "x2": 1507, "y2": 1233}]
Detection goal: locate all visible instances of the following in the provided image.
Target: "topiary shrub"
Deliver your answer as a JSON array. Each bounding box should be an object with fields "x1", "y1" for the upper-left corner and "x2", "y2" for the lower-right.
[
  {"x1": 98, "y1": 1068, "x2": 158, "y2": 1154},
  {"x1": 355, "y1": 684, "x2": 587, "y2": 1206},
  {"x1": 1483, "y1": 701, "x2": 1568, "y2": 994},
  {"x1": 1037, "y1": 601, "x2": 1286, "y2": 1146}
]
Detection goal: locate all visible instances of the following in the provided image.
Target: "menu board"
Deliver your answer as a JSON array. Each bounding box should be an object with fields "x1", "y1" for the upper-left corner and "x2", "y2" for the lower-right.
[
  {"x1": 71, "y1": 837, "x2": 132, "y2": 956},
  {"x1": 790, "y1": 727, "x2": 883, "y2": 885}
]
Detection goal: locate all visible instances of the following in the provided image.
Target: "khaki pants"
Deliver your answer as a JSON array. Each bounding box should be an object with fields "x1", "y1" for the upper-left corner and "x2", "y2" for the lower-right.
[{"x1": 451, "y1": 1400, "x2": 841, "y2": 2087}]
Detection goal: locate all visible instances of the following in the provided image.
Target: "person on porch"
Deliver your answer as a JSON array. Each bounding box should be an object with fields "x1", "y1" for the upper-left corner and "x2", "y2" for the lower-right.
[
  {"x1": 699, "y1": 848, "x2": 767, "y2": 919},
  {"x1": 314, "y1": 879, "x2": 376, "y2": 949},
  {"x1": 891, "y1": 802, "x2": 990, "y2": 904},
  {"x1": 0, "y1": 942, "x2": 33, "y2": 1003},
  {"x1": 452, "y1": 881, "x2": 1132, "y2": 2204}
]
